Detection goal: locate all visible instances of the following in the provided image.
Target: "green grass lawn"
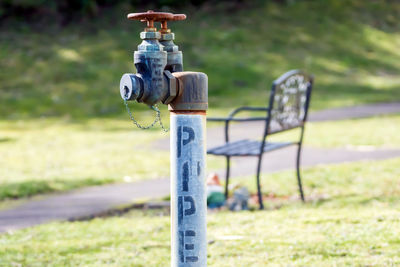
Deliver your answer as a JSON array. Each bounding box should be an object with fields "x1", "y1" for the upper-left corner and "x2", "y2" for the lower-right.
[
  {"x1": 1, "y1": 157, "x2": 400, "y2": 266},
  {"x1": 0, "y1": 116, "x2": 224, "y2": 202},
  {"x1": 304, "y1": 113, "x2": 400, "y2": 149},
  {"x1": 271, "y1": 113, "x2": 400, "y2": 149},
  {"x1": 0, "y1": 0, "x2": 399, "y2": 119},
  {"x1": 1, "y1": 113, "x2": 399, "y2": 202},
  {"x1": 0, "y1": 117, "x2": 170, "y2": 201},
  {"x1": 1, "y1": 0, "x2": 400, "y2": 212},
  {"x1": 237, "y1": 157, "x2": 400, "y2": 209},
  {"x1": 0, "y1": 119, "x2": 167, "y2": 200}
]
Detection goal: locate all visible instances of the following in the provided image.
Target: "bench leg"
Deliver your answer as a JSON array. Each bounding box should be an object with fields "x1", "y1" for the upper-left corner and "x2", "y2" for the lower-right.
[
  {"x1": 256, "y1": 154, "x2": 264, "y2": 210},
  {"x1": 224, "y1": 156, "x2": 230, "y2": 199},
  {"x1": 296, "y1": 143, "x2": 305, "y2": 202}
]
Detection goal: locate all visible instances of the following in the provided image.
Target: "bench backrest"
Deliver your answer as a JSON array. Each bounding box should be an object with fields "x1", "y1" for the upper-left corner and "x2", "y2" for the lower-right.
[{"x1": 267, "y1": 70, "x2": 313, "y2": 134}]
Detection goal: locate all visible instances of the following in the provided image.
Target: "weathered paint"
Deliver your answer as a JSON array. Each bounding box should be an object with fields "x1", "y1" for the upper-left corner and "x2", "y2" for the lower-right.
[
  {"x1": 170, "y1": 114, "x2": 207, "y2": 267},
  {"x1": 120, "y1": 12, "x2": 208, "y2": 265}
]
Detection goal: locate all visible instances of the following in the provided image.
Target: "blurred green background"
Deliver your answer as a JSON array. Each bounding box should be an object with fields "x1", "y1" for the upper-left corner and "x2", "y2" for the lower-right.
[
  {"x1": 1, "y1": 2, "x2": 400, "y2": 265},
  {"x1": 1, "y1": 0, "x2": 399, "y2": 119}
]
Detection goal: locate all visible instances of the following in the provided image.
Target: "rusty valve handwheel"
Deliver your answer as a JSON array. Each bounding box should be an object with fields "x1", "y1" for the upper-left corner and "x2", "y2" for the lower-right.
[
  {"x1": 127, "y1": 10, "x2": 174, "y2": 31},
  {"x1": 127, "y1": 11, "x2": 186, "y2": 32},
  {"x1": 157, "y1": 14, "x2": 186, "y2": 33}
]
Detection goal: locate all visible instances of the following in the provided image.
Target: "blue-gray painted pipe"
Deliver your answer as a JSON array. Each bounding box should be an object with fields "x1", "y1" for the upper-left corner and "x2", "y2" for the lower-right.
[{"x1": 170, "y1": 113, "x2": 207, "y2": 266}]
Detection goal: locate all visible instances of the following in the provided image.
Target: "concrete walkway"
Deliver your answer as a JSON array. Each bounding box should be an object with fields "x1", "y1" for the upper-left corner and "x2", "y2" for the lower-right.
[
  {"x1": 308, "y1": 102, "x2": 400, "y2": 122},
  {"x1": 154, "y1": 101, "x2": 400, "y2": 150},
  {"x1": 0, "y1": 178, "x2": 169, "y2": 232},
  {"x1": 1, "y1": 102, "x2": 400, "y2": 233}
]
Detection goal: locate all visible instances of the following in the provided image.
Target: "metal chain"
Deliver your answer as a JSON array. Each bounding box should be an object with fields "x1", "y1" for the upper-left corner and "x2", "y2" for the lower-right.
[
  {"x1": 154, "y1": 104, "x2": 170, "y2": 132},
  {"x1": 123, "y1": 98, "x2": 169, "y2": 132}
]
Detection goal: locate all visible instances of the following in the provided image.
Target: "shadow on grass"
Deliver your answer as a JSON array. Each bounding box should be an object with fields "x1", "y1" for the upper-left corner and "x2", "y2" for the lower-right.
[{"x1": 0, "y1": 137, "x2": 15, "y2": 143}]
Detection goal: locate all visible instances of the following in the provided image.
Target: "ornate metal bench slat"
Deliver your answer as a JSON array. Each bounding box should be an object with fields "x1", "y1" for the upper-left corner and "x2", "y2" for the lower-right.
[{"x1": 207, "y1": 70, "x2": 313, "y2": 209}]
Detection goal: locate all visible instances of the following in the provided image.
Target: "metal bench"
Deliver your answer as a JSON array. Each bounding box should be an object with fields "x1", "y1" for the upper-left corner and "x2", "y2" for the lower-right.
[{"x1": 207, "y1": 70, "x2": 314, "y2": 209}]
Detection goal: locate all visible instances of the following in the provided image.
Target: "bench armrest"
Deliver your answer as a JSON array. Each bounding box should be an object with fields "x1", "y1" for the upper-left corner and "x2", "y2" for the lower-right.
[
  {"x1": 207, "y1": 106, "x2": 269, "y2": 122},
  {"x1": 207, "y1": 117, "x2": 230, "y2": 122},
  {"x1": 208, "y1": 117, "x2": 267, "y2": 122},
  {"x1": 207, "y1": 106, "x2": 270, "y2": 143}
]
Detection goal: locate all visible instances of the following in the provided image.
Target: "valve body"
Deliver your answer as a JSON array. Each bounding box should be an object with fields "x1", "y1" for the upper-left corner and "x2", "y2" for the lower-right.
[
  {"x1": 120, "y1": 31, "x2": 175, "y2": 106},
  {"x1": 160, "y1": 32, "x2": 183, "y2": 72}
]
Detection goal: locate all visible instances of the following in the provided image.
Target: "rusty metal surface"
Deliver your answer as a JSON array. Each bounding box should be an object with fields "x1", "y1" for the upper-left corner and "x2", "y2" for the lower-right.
[
  {"x1": 157, "y1": 14, "x2": 186, "y2": 72},
  {"x1": 169, "y1": 72, "x2": 208, "y2": 111},
  {"x1": 127, "y1": 10, "x2": 173, "y2": 31},
  {"x1": 121, "y1": 10, "x2": 189, "y2": 106},
  {"x1": 171, "y1": 14, "x2": 187, "y2": 21},
  {"x1": 158, "y1": 14, "x2": 186, "y2": 33},
  {"x1": 171, "y1": 111, "x2": 207, "y2": 115},
  {"x1": 119, "y1": 11, "x2": 209, "y2": 266},
  {"x1": 127, "y1": 10, "x2": 174, "y2": 21},
  {"x1": 127, "y1": 11, "x2": 186, "y2": 33},
  {"x1": 156, "y1": 14, "x2": 186, "y2": 24}
]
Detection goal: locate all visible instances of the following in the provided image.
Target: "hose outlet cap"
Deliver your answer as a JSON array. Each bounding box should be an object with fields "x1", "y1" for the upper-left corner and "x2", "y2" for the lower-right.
[{"x1": 120, "y1": 73, "x2": 142, "y2": 101}]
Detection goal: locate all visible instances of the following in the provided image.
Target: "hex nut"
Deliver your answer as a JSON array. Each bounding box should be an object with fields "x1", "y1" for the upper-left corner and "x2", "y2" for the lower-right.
[
  {"x1": 140, "y1": 31, "x2": 161, "y2": 40},
  {"x1": 160, "y1": 33, "x2": 174, "y2": 41},
  {"x1": 162, "y1": 70, "x2": 178, "y2": 104}
]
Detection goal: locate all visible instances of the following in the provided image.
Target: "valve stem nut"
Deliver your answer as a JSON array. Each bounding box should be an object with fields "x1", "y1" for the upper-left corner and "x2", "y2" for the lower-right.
[
  {"x1": 120, "y1": 74, "x2": 143, "y2": 101},
  {"x1": 140, "y1": 31, "x2": 161, "y2": 40},
  {"x1": 160, "y1": 32, "x2": 174, "y2": 41}
]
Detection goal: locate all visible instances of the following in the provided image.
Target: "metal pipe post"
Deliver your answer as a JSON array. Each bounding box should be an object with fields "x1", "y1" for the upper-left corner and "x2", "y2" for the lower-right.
[
  {"x1": 119, "y1": 12, "x2": 208, "y2": 265},
  {"x1": 169, "y1": 72, "x2": 208, "y2": 267}
]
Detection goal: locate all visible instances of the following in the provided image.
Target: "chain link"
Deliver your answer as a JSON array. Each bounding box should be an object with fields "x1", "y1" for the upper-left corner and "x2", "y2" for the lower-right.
[
  {"x1": 123, "y1": 98, "x2": 169, "y2": 132},
  {"x1": 155, "y1": 104, "x2": 170, "y2": 132}
]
